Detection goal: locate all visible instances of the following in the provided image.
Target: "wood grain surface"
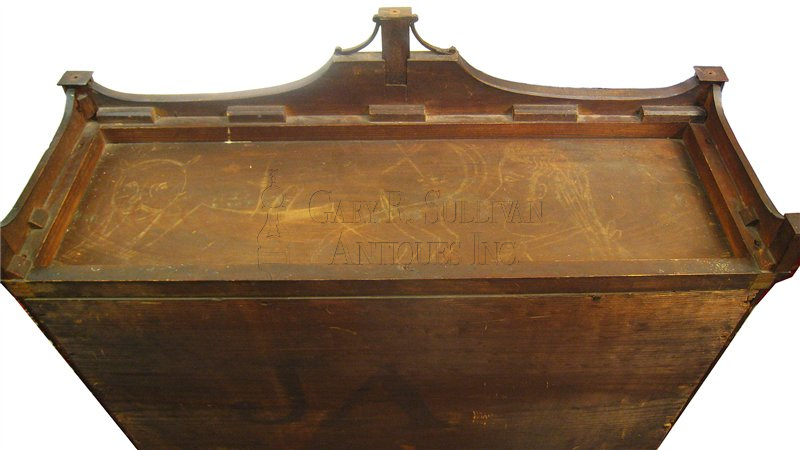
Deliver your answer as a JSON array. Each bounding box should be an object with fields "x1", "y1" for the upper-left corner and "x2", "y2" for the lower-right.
[
  {"x1": 54, "y1": 138, "x2": 728, "y2": 274},
  {"x1": 2, "y1": 7, "x2": 798, "y2": 450},
  {"x1": 25, "y1": 290, "x2": 750, "y2": 449}
]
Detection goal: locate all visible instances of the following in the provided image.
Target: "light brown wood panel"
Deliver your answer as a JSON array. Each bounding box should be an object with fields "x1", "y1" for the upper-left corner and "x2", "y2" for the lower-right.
[{"x1": 55, "y1": 138, "x2": 729, "y2": 275}]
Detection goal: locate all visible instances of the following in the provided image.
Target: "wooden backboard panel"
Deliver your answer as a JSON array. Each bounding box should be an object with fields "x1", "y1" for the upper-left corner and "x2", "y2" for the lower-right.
[
  {"x1": 26, "y1": 290, "x2": 749, "y2": 449},
  {"x1": 54, "y1": 138, "x2": 728, "y2": 274}
]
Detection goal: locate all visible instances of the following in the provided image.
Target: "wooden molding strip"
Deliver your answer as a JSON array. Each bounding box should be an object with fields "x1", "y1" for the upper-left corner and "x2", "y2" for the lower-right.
[
  {"x1": 226, "y1": 105, "x2": 287, "y2": 123},
  {"x1": 640, "y1": 105, "x2": 706, "y2": 123},
  {"x1": 96, "y1": 106, "x2": 156, "y2": 124},
  {"x1": 368, "y1": 104, "x2": 426, "y2": 122},
  {"x1": 512, "y1": 104, "x2": 578, "y2": 122}
]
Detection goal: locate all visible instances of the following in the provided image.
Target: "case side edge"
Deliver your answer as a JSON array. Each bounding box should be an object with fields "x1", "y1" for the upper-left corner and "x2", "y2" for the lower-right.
[
  {"x1": 702, "y1": 81, "x2": 792, "y2": 274},
  {"x1": 1, "y1": 76, "x2": 91, "y2": 280}
]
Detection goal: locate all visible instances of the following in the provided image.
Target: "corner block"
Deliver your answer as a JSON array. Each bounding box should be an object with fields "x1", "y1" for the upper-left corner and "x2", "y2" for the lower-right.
[
  {"x1": 58, "y1": 71, "x2": 94, "y2": 88},
  {"x1": 694, "y1": 66, "x2": 728, "y2": 83}
]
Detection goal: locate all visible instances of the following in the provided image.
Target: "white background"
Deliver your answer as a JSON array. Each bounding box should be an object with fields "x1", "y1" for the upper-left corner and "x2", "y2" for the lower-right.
[{"x1": 1, "y1": 1, "x2": 798, "y2": 448}]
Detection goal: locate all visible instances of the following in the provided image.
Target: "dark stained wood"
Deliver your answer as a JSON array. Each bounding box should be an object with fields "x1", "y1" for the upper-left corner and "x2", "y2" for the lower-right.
[
  {"x1": 2, "y1": 6, "x2": 799, "y2": 450},
  {"x1": 368, "y1": 104, "x2": 426, "y2": 122},
  {"x1": 378, "y1": 7, "x2": 414, "y2": 86},
  {"x1": 774, "y1": 213, "x2": 800, "y2": 279},
  {"x1": 640, "y1": 105, "x2": 706, "y2": 123},
  {"x1": 96, "y1": 106, "x2": 157, "y2": 124},
  {"x1": 26, "y1": 291, "x2": 750, "y2": 450},
  {"x1": 694, "y1": 66, "x2": 729, "y2": 83},
  {"x1": 1, "y1": 91, "x2": 86, "y2": 264},
  {"x1": 226, "y1": 105, "x2": 287, "y2": 123},
  {"x1": 512, "y1": 104, "x2": 578, "y2": 122}
]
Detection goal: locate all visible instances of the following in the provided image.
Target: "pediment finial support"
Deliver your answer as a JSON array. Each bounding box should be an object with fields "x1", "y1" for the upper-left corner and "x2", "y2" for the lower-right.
[
  {"x1": 378, "y1": 7, "x2": 415, "y2": 85},
  {"x1": 336, "y1": 7, "x2": 456, "y2": 86}
]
